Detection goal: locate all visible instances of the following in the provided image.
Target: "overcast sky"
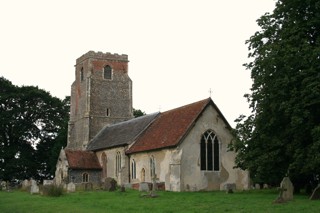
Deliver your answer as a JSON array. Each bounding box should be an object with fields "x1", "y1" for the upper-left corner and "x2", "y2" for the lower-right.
[{"x1": 0, "y1": 0, "x2": 276, "y2": 127}]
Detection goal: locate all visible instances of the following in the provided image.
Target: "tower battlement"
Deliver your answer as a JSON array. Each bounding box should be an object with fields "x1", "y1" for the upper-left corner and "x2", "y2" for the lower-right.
[{"x1": 76, "y1": 51, "x2": 128, "y2": 64}]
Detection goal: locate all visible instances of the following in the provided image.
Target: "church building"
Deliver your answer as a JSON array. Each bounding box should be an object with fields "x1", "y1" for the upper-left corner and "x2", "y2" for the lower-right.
[{"x1": 54, "y1": 51, "x2": 249, "y2": 191}]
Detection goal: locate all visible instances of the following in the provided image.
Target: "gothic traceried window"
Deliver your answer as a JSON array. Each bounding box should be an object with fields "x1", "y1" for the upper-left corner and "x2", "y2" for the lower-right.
[
  {"x1": 200, "y1": 130, "x2": 220, "y2": 171},
  {"x1": 104, "y1": 65, "x2": 112, "y2": 79}
]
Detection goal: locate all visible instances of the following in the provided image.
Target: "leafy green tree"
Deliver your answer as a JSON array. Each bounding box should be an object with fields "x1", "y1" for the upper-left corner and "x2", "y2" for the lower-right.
[
  {"x1": 0, "y1": 77, "x2": 69, "y2": 181},
  {"x1": 231, "y1": 0, "x2": 320, "y2": 191},
  {"x1": 133, "y1": 108, "x2": 146, "y2": 118}
]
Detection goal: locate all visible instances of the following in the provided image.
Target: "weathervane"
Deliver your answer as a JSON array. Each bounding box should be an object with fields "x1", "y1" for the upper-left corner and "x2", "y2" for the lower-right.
[{"x1": 209, "y1": 88, "x2": 213, "y2": 98}]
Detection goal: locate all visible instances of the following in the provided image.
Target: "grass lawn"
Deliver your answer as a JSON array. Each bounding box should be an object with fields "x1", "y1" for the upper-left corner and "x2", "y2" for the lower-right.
[{"x1": 0, "y1": 189, "x2": 319, "y2": 213}]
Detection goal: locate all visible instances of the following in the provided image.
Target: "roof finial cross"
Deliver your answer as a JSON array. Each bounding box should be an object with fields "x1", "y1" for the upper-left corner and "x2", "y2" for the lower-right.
[{"x1": 209, "y1": 88, "x2": 213, "y2": 98}]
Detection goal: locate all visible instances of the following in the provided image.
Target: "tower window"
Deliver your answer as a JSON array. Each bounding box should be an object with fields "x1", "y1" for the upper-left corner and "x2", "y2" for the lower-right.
[
  {"x1": 104, "y1": 65, "x2": 112, "y2": 79},
  {"x1": 200, "y1": 130, "x2": 220, "y2": 171},
  {"x1": 106, "y1": 108, "x2": 110, "y2": 117},
  {"x1": 80, "y1": 67, "x2": 84, "y2": 82}
]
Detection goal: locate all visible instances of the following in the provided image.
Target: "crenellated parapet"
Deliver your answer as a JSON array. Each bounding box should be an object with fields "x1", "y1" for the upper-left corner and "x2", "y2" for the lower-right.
[{"x1": 76, "y1": 51, "x2": 128, "y2": 64}]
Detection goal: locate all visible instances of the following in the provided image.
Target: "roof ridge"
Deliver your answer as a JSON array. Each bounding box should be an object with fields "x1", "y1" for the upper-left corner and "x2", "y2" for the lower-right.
[{"x1": 161, "y1": 98, "x2": 211, "y2": 114}]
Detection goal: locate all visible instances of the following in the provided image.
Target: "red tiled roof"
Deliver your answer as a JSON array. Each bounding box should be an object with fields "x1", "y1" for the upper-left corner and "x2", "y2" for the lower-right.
[
  {"x1": 65, "y1": 150, "x2": 102, "y2": 170},
  {"x1": 126, "y1": 98, "x2": 212, "y2": 154}
]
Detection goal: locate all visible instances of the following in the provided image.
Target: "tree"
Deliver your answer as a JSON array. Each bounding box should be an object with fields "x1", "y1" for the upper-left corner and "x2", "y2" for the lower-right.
[
  {"x1": 0, "y1": 77, "x2": 69, "y2": 181},
  {"x1": 231, "y1": 0, "x2": 320, "y2": 191},
  {"x1": 133, "y1": 108, "x2": 146, "y2": 118}
]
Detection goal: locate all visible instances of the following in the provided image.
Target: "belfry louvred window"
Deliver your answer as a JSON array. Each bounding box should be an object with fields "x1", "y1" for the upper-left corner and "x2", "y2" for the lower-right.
[
  {"x1": 200, "y1": 130, "x2": 220, "y2": 171},
  {"x1": 104, "y1": 65, "x2": 112, "y2": 79}
]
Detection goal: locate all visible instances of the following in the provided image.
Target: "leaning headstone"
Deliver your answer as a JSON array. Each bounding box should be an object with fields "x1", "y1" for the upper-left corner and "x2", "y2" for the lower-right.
[
  {"x1": 139, "y1": 182, "x2": 149, "y2": 192},
  {"x1": 30, "y1": 180, "x2": 39, "y2": 194},
  {"x1": 67, "y1": 182, "x2": 76, "y2": 193},
  {"x1": 273, "y1": 177, "x2": 293, "y2": 203},
  {"x1": 310, "y1": 185, "x2": 320, "y2": 200}
]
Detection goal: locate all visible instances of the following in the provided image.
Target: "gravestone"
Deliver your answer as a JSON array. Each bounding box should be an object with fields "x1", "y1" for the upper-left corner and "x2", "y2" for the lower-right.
[
  {"x1": 263, "y1": 184, "x2": 269, "y2": 189},
  {"x1": 22, "y1": 179, "x2": 30, "y2": 190},
  {"x1": 67, "y1": 182, "x2": 76, "y2": 193},
  {"x1": 1, "y1": 181, "x2": 6, "y2": 190},
  {"x1": 273, "y1": 177, "x2": 293, "y2": 203},
  {"x1": 310, "y1": 185, "x2": 320, "y2": 200},
  {"x1": 103, "y1": 177, "x2": 117, "y2": 191},
  {"x1": 255, "y1": 183, "x2": 261, "y2": 189},
  {"x1": 109, "y1": 179, "x2": 117, "y2": 191},
  {"x1": 150, "y1": 174, "x2": 158, "y2": 197},
  {"x1": 120, "y1": 185, "x2": 125, "y2": 192},
  {"x1": 139, "y1": 182, "x2": 149, "y2": 192},
  {"x1": 224, "y1": 183, "x2": 236, "y2": 194},
  {"x1": 30, "y1": 179, "x2": 39, "y2": 194},
  {"x1": 280, "y1": 177, "x2": 293, "y2": 201},
  {"x1": 43, "y1": 180, "x2": 53, "y2": 185}
]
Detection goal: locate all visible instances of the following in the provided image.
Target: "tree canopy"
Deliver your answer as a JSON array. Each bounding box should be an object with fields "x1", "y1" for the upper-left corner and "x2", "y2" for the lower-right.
[
  {"x1": 231, "y1": 0, "x2": 320, "y2": 190},
  {"x1": 133, "y1": 108, "x2": 146, "y2": 118},
  {"x1": 0, "y1": 77, "x2": 69, "y2": 181}
]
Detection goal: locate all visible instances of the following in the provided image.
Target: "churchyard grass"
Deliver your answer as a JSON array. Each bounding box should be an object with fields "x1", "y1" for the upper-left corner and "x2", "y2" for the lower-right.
[{"x1": 0, "y1": 189, "x2": 319, "y2": 213}]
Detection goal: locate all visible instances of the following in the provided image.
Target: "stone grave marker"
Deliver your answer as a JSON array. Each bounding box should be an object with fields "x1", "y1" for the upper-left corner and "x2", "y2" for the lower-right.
[
  {"x1": 273, "y1": 177, "x2": 293, "y2": 203},
  {"x1": 109, "y1": 179, "x2": 117, "y2": 191},
  {"x1": 120, "y1": 185, "x2": 125, "y2": 192},
  {"x1": 30, "y1": 179, "x2": 39, "y2": 194},
  {"x1": 22, "y1": 179, "x2": 30, "y2": 190},
  {"x1": 150, "y1": 174, "x2": 158, "y2": 197},
  {"x1": 224, "y1": 183, "x2": 236, "y2": 194},
  {"x1": 43, "y1": 180, "x2": 53, "y2": 186},
  {"x1": 1, "y1": 181, "x2": 6, "y2": 191},
  {"x1": 139, "y1": 182, "x2": 149, "y2": 192},
  {"x1": 280, "y1": 177, "x2": 293, "y2": 201},
  {"x1": 67, "y1": 182, "x2": 76, "y2": 193},
  {"x1": 310, "y1": 185, "x2": 320, "y2": 200},
  {"x1": 255, "y1": 183, "x2": 261, "y2": 189}
]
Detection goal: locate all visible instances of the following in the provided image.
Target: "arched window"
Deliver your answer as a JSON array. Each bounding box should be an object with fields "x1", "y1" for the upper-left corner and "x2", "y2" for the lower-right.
[
  {"x1": 150, "y1": 156, "x2": 155, "y2": 178},
  {"x1": 80, "y1": 67, "x2": 84, "y2": 82},
  {"x1": 116, "y1": 151, "x2": 121, "y2": 176},
  {"x1": 200, "y1": 130, "x2": 220, "y2": 171},
  {"x1": 82, "y1": 173, "x2": 89, "y2": 182},
  {"x1": 101, "y1": 152, "x2": 107, "y2": 179},
  {"x1": 131, "y1": 159, "x2": 136, "y2": 179},
  {"x1": 104, "y1": 65, "x2": 112, "y2": 79}
]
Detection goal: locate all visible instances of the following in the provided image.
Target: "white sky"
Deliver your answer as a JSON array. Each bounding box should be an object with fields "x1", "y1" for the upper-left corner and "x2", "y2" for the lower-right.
[{"x1": 0, "y1": 0, "x2": 276, "y2": 127}]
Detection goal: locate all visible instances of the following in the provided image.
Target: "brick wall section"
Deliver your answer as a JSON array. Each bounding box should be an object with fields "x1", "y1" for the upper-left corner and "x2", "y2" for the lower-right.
[{"x1": 67, "y1": 51, "x2": 133, "y2": 150}]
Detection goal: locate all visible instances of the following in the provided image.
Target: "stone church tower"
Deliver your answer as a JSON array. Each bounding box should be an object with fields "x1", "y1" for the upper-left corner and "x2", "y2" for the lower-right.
[{"x1": 67, "y1": 51, "x2": 133, "y2": 150}]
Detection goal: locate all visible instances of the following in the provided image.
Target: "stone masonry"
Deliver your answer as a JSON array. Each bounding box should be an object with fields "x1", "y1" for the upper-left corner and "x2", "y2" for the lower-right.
[{"x1": 67, "y1": 51, "x2": 133, "y2": 150}]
